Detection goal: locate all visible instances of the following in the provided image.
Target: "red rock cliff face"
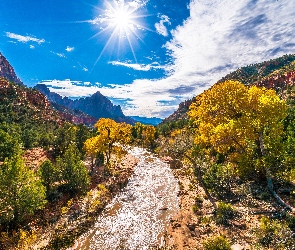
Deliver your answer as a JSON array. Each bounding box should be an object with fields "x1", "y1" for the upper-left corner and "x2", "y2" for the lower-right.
[
  {"x1": 0, "y1": 78, "x2": 65, "y2": 125},
  {"x1": 0, "y1": 52, "x2": 23, "y2": 86}
]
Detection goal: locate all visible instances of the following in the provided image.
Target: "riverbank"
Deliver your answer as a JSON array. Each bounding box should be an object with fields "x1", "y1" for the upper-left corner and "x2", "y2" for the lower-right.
[
  {"x1": 162, "y1": 163, "x2": 295, "y2": 249},
  {"x1": 3, "y1": 152, "x2": 139, "y2": 250}
]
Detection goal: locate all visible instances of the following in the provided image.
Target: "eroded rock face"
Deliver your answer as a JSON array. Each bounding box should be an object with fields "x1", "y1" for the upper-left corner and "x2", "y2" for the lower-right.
[
  {"x1": 35, "y1": 84, "x2": 135, "y2": 125},
  {"x1": 0, "y1": 52, "x2": 24, "y2": 86}
]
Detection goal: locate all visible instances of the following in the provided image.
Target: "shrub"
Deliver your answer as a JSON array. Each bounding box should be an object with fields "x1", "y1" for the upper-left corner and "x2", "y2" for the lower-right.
[
  {"x1": 192, "y1": 204, "x2": 199, "y2": 213},
  {"x1": 0, "y1": 155, "x2": 47, "y2": 227},
  {"x1": 203, "y1": 235, "x2": 231, "y2": 250},
  {"x1": 255, "y1": 216, "x2": 294, "y2": 249},
  {"x1": 215, "y1": 202, "x2": 235, "y2": 225},
  {"x1": 203, "y1": 163, "x2": 234, "y2": 199}
]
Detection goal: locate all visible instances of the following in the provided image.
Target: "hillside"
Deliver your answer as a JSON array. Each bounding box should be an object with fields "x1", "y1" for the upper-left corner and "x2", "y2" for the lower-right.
[
  {"x1": 35, "y1": 84, "x2": 135, "y2": 125},
  {"x1": 0, "y1": 52, "x2": 23, "y2": 86},
  {"x1": 161, "y1": 54, "x2": 295, "y2": 126},
  {"x1": 0, "y1": 78, "x2": 62, "y2": 125}
]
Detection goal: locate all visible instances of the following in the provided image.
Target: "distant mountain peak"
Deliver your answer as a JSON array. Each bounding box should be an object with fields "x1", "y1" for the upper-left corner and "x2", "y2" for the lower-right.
[
  {"x1": 0, "y1": 52, "x2": 24, "y2": 86},
  {"x1": 35, "y1": 84, "x2": 135, "y2": 125}
]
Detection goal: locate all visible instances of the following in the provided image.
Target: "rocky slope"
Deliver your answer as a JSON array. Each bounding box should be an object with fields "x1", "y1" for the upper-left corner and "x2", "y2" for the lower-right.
[
  {"x1": 35, "y1": 84, "x2": 135, "y2": 125},
  {"x1": 0, "y1": 78, "x2": 63, "y2": 125},
  {"x1": 0, "y1": 52, "x2": 23, "y2": 86}
]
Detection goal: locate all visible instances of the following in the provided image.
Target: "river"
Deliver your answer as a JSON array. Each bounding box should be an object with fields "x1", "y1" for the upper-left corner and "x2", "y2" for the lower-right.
[{"x1": 71, "y1": 147, "x2": 180, "y2": 250}]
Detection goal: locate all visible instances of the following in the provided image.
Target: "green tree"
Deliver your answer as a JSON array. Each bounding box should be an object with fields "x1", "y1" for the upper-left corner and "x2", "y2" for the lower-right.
[
  {"x1": 57, "y1": 144, "x2": 90, "y2": 194},
  {"x1": 75, "y1": 124, "x2": 92, "y2": 157},
  {"x1": 54, "y1": 123, "x2": 77, "y2": 157},
  {"x1": 0, "y1": 155, "x2": 46, "y2": 227},
  {"x1": 0, "y1": 129, "x2": 22, "y2": 161},
  {"x1": 38, "y1": 160, "x2": 57, "y2": 196}
]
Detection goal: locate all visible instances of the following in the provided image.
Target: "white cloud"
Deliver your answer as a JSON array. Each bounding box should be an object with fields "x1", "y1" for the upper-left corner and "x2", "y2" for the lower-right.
[
  {"x1": 155, "y1": 14, "x2": 171, "y2": 37},
  {"x1": 6, "y1": 32, "x2": 45, "y2": 44},
  {"x1": 66, "y1": 46, "x2": 74, "y2": 52},
  {"x1": 128, "y1": 0, "x2": 148, "y2": 8},
  {"x1": 110, "y1": 61, "x2": 164, "y2": 71},
  {"x1": 38, "y1": 79, "x2": 100, "y2": 97},
  {"x1": 39, "y1": 0, "x2": 295, "y2": 118},
  {"x1": 56, "y1": 53, "x2": 66, "y2": 58},
  {"x1": 29, "y1": 45, "x2": 35, "y2": 49},
  {"x1": 82, "y1": 67, "x2": 88, "y2": 72}
]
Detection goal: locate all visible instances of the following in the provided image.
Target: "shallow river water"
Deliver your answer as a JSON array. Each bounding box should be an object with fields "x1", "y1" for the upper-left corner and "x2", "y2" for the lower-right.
[{"x1": 73, "y1": 147, "x2": 180, "y2": 250}]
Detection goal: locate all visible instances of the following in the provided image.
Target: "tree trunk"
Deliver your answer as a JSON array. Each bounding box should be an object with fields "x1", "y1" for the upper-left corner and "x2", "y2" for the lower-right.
[
  {"x1": 184, "y1": 154, "x2": 217, "y2": 209},
  {"x1": 266, "y1": 169, "x2": 295, "y2": 212},
  {"x1": 259, "y1": 132, "x2": 295, "y2": 212}
]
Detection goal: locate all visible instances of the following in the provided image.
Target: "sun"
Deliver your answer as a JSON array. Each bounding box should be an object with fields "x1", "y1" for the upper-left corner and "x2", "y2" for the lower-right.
[
  {"x1": 90, "y1": 0, "x2": 151, "y2": 64},
  {"x1": 112, "y1": 8, "x2": 132, "y2": 29}
]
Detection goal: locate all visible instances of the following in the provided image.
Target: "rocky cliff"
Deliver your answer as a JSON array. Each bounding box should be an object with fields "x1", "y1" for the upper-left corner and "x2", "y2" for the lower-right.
[
  {"x1": 35, "y1": 84, "x2": 135, "y2": 124},
  {"x1": 0, "y1": 52, "x2": 23, "y2": 86}
]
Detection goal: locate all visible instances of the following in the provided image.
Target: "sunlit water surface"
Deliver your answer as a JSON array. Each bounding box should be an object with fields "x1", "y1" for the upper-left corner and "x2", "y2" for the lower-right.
[{"x1": 72, "y1": 147, "x2": 179, "y2": 250}]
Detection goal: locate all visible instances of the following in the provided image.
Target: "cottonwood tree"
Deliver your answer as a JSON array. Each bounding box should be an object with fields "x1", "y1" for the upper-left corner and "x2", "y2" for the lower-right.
[
  {"x1": 189, "y1": 80, "x2": 293, "y2": 211},
  {"x1": 142, "y1": 125, "x2": 156, "y2": 149},
  {"x1": 84, "y1": 118, "x2": 132, "y2": 173}
]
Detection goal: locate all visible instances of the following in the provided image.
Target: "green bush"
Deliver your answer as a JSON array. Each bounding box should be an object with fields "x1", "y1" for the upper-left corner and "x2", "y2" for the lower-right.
[
  {"x1": 203, "y1": 235, "x2": 231, "y2": 250},
  {"x1": 255, "y1": 216, "x2": 294, "y2": 249},
  {"x1": 38, "y1": 160, "x2": 58, "y2": 198},
  {"x1": 215, "y1": 202, "x2": 235, "y2": 225},
  {"x1": 57, "y1": 144, "x2": 90, "y2": 195},
  {"x1": 203, "y1": 163, "x2": 234, "y2": 199}
]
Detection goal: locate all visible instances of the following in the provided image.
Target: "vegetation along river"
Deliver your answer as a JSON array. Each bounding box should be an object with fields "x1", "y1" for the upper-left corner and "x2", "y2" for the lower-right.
[{"x1": 71, "y1": 147, "x2": 180, "y2": 249}]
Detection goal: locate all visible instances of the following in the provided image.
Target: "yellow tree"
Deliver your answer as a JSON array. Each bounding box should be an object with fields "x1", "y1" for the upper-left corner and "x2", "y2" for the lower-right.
[
  {"x1": 84, "y1": 136, "x2": 101, "y2": 173},
  {"x1": 142, "y1": 125, "x2": 156, "y2": 148},
  {"x1": 84, "y1": 118, "x2": 132, "y2": 166},
  {"x1": 189, "y1": 80, "x2": 292, "y2": 210}
]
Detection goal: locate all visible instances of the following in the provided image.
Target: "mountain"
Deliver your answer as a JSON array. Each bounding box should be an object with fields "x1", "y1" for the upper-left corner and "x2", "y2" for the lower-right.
[
  {"x1": 0, "y1": 52, "x2": 24, "y2": 86},
  {"x1": 0, "y1": 78, "x2": 63, "y2": 126},
  {"x1": 160, "y1": 98, "x2": 196, "y2": 124},
  {"x1": 130, "y1": 116, "x2": 162, "y2": 126},
  {"x1": 0, "y1": 52, "x2": 97, "y2": 126},
  {"x1": 35, "y1": 84, "x2": 135, "y2": 125},
  {"x1": 161, "y1": 54, "x2": 295, "y2": 126}
]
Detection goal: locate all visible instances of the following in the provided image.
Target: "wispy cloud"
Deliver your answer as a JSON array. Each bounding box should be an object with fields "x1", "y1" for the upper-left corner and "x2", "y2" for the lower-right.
[
  {"x1": 66, "y1": 46, "x2": 74, "y2": 52},
  {"x1": 110, "y1": 0, "x2": 295, "y2": 117},
  {"x1": 110, "y1": 61, "x2": 164, "y2": 71},
  {"x1": 6, "y1": 32, "x2": 45, "y2": 44},
  {"x1": 155, "y1": 14, "x2": 171, "y2": 37},
  {"x1": 51, "y1": 51, "x2": 66, "y2": 58},
  {"x1": 39, "y1": 0, "x2": 295, "y2": 118}
]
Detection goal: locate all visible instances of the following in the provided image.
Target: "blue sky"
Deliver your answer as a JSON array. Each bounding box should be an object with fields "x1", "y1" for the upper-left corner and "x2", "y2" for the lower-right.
[{"x1": 1, "y1": 0, "x2": 295, "y2": 118}]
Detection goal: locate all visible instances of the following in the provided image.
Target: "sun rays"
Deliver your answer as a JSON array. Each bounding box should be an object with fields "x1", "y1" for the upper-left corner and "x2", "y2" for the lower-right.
[{"x1": 90, "y1": 0, "x2": 151, "y2": 65}]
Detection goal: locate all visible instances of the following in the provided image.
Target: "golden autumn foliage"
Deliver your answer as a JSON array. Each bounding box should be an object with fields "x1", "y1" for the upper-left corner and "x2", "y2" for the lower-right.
[
  {"x1": 189, "y1": 80, "x2": 287, "y2": 167},
  {"x1": 84, "y1": 118, "x2": 132, "y2": 165},
  {"x1": 142, "y1": 125, "x2": 156, "y2": 147}
]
